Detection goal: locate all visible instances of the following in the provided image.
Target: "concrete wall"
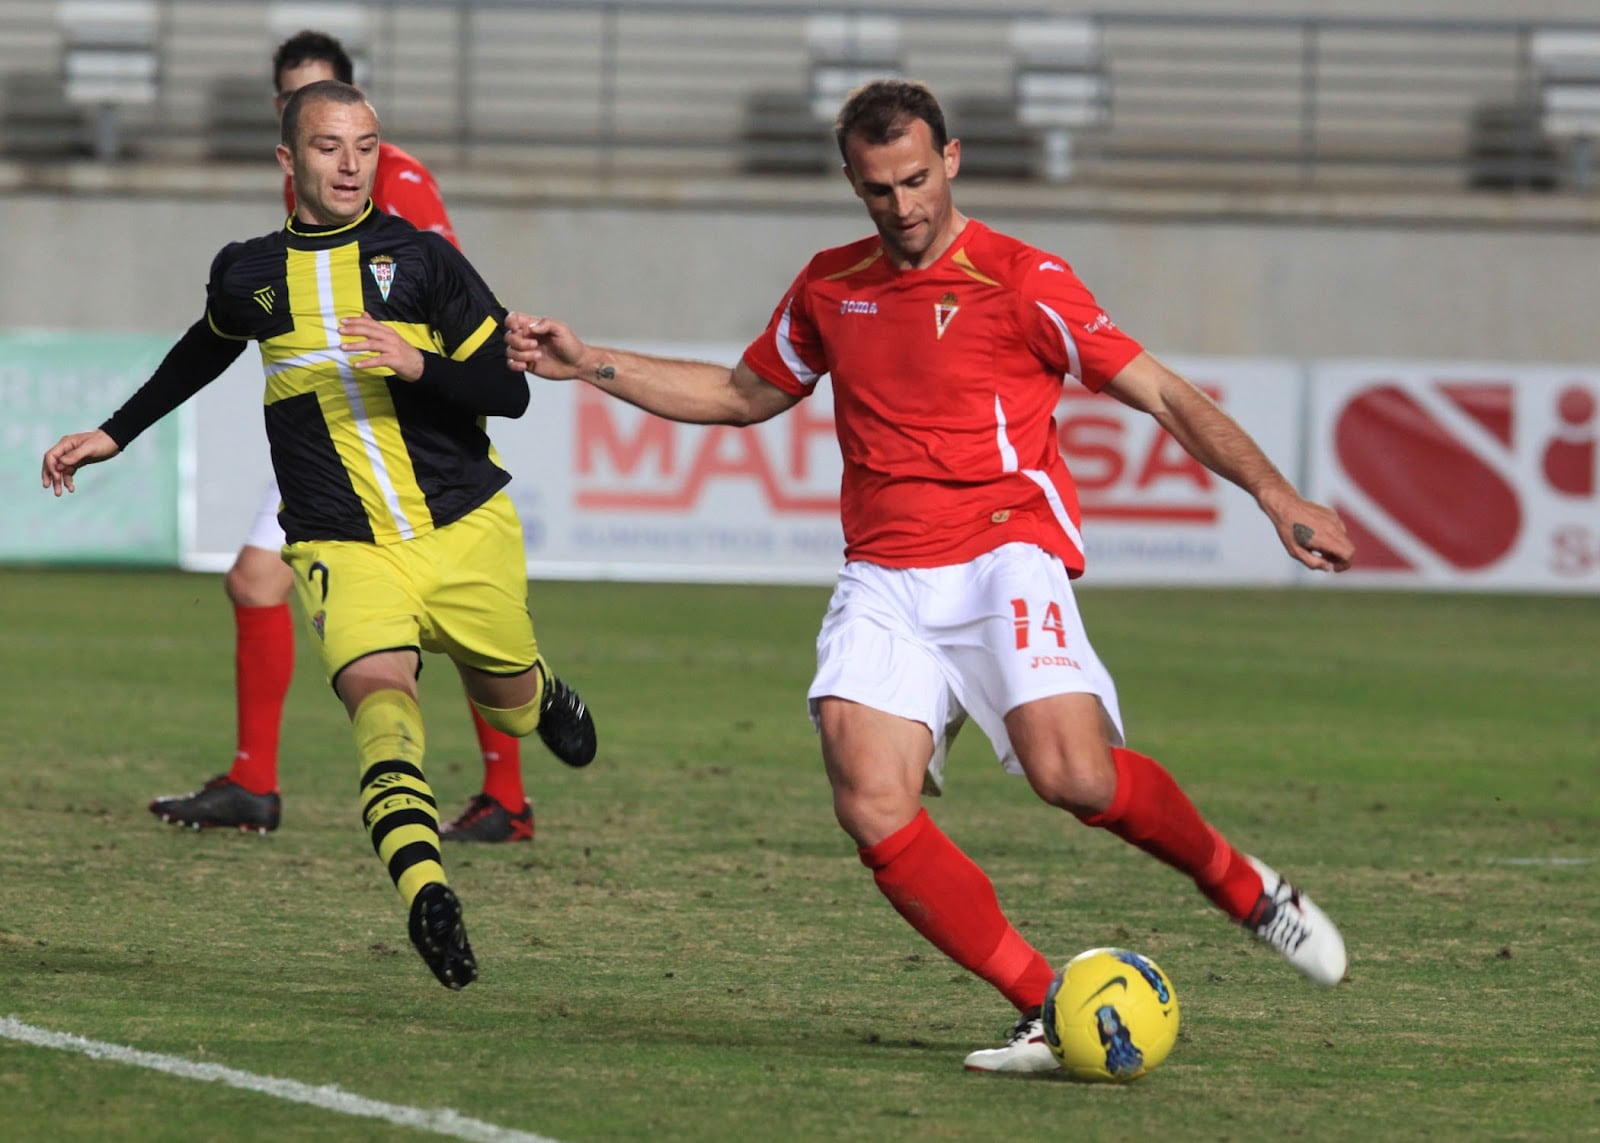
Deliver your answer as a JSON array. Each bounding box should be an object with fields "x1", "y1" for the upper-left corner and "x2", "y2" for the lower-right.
[{"x1": 3, "y1": 174, "x2": 1598, "y2": 367}]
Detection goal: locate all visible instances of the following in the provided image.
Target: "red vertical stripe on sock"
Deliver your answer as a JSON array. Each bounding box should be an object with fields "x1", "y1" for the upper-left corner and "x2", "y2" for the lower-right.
[
  {"x1": 860, "y1": 810, "x2": 1056, "y2": 1012},
  {"x1": 469, "y1": 700, "x2": 525, "y2": 809},
  {"x1": 1083, "y1": 747, "x2": 1262, "y2": 921},
  {"x1": 229, "y1": 603, "x2": 293, "y2": 795}
]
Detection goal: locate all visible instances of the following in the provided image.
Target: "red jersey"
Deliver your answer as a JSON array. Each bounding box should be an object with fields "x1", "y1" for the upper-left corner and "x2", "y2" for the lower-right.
[
  {"x1": 282, "y1": 140, "x2": 459, "y2": 250},
  {"x1": 742, "y1": 220, "x2": 1143, "y2": 574}
]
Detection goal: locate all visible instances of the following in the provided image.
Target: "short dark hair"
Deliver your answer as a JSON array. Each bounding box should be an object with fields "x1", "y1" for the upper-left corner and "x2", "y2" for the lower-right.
[
  {"x1": 833, "y1": 79, "x2": 949, "y2": 161},
  {"x1": 279, "y1": 79, "x2": 372, "y2": 147},
  {"x1": 273, "y1": 29, "x2": 355, "y2": 93}
]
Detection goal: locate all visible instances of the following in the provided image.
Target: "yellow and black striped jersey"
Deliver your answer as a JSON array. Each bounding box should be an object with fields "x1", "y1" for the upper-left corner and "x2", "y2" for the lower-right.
[{"x1": 206, "y1": 203, "x2": 515, "y2": 545}]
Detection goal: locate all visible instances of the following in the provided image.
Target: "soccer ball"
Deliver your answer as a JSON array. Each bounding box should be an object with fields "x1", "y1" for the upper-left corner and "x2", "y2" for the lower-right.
[{"x1": 1041, "y1": 947, "x2": 1180, "y2": 1082}]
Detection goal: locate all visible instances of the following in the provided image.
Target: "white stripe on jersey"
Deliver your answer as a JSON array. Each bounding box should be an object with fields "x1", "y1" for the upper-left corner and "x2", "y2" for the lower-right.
[
  {"x1": 994, "y1": 393, "x2": 1085, "y2": 555},
  {"x1": 311, "y1": 249, "x2": 415, "y2": 540},
  {"x1": 1022, "y1": 469, "x2": 1086, "y2": 555},
  {"x1": 993, "y1": 393, "x2": 1019, "y2": 472},
  {"x1": 775, "y1": 298, "x2": 820, "y2": 388},
  {"x1": 1034, "y1": 300, "x2": 1083, "y2": 382}
]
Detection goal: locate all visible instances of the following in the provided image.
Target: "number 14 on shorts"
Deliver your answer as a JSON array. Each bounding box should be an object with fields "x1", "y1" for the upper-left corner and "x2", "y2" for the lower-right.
[{"x1": 1010, "y1": 598, "x2": 1068, "y2": 650}]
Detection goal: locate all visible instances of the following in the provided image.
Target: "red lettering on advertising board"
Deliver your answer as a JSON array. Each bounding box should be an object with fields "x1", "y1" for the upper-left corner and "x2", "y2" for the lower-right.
[
  {"x1": 1057, "y1": 389, "x2": 1218, "y2": 523},
  {"x1": 575, "y1": 393, "x2": 837, "y2": 513},
  {"x1": 1543, "y1": 385, "x2": 1596, "y2": 497}
]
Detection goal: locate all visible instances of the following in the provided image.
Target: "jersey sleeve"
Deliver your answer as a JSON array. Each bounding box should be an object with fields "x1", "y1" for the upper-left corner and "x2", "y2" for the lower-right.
[
  {"x1": 420, "y1": 234, "x2": 508, "y2": 363},
  {"x1": 740, "y1": 265, "x2": 828, "y2": 398},
  {"x1": 99, "y1": 318, "x2": 248, "y2": 448},
  {"x1": 1019, "y1": 257, "x2": 1143, "y2": 392},
  {"x1": 204, "y1": 242, "x2": 276, "y2": 341},
  {"x1": 374, "y1": 156, "x2": 460, "y2": 250}
]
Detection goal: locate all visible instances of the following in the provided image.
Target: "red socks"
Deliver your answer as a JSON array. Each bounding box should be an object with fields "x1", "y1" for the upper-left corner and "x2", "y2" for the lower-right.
[
  {"x1": 860, "y1": 810, "x2": 1057, "y2": 1013},
  {"x1": 228, "y1": 603, "x2": 294, "y2": 795},
  {"x1": 1082, "y1": 747, "x2": 1263, "y2": 921},
  {"x1": 226, "y1": 605, "x2": 527, "y2": 809},
  {"x1": 470, "y1": 702, "x2": 525, "y2": 810}
]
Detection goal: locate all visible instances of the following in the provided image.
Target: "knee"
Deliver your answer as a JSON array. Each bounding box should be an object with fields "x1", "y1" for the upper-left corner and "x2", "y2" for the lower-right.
[
  {"x1": 225, "y1": 548, "x2": 293, "y2": 608},
  {"x1": 473, "y1": 696, "x2": 540, "y2": 738},
  {"x1": 830, "y1": 781, "x2": 923, "y2": 849},
  {"x1": 1024, "y1": 745, "x2": 1117, "y2": 818}
]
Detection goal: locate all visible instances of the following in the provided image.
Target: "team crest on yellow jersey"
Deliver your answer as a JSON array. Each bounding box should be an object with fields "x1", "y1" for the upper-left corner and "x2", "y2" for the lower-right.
[
  {"x1": 368, "y1": 255, "x2": 397, "y2": 301},
  {"x1": 935, "y1": 292, "x2": 959, "y2": 339}
]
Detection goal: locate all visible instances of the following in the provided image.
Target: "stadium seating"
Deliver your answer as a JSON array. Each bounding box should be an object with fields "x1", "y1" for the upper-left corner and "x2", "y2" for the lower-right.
[
  {"x1": 58, "y1": 0, "x2": 159, "y2": 160},
  {"x1": 1532, "y1": 29, "x2": 1600, "y2": 189},
  {"x1": 1009, "y1": 17, "x2": 1107, "y2": 182},
  {"x1": 0, "y1": 1, "x2": 1597, "y2": 195}
]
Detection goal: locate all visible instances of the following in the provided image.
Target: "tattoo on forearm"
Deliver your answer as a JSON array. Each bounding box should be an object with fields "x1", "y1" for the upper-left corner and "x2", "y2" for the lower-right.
[
  {"x1": 1292, "y1": 523, "x2": 1314, "y2": 547},
  {"x1": 595, "y1": 364, "x2": 615, "y2": 381}
]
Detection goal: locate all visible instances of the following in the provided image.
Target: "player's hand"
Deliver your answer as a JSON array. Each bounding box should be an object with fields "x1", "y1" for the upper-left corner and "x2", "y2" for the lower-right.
[
  {"x1": 40, "y1": 429, "x2": 121, "y2": 496},
  {"x1": 504, "y1": 312, "x2": 588, "y2": 380},
  {"x1": 339, "y1": 312, "x2": 424, "y2": 381},
  {"x1": 1260, "y1": 487, "x2": 1355, "y2": 572}
]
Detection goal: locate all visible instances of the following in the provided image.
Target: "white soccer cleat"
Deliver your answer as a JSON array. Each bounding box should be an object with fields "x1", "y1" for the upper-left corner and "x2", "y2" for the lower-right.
[
  {"x1": 962, "y1": 1013, "x2": 1060, "y2": 1073},
  {"x1": 1243, "y1": 856, "x2": 1348, "y2": 986}
]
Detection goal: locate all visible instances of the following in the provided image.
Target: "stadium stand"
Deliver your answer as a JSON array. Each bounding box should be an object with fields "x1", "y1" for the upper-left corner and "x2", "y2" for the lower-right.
[
  {"x1": 1533, "y1": 29, "x2": 1600, "y2": 188},
  {"x1": 25, "y1": 0, "x2": 161, "y2": 160},
  {"x1": 0, "y1": 1, "x2": 1597, "y2": 195},
  {"x1": 1009, "y1": 17, "x2": 1107, "y2": 183}
]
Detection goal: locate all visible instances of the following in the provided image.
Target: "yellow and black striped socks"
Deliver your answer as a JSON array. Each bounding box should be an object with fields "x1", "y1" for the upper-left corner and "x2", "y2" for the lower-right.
[{"x1": 353, "y1": 689, "x2": 444, "y2": 907}]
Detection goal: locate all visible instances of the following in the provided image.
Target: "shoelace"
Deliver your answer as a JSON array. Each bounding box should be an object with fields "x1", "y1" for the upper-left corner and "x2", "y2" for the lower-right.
[
  {"x1": 1007, "y1": 1017, "x2": 1044, "y2": 1045},
  {"x1": 546, "y1": 682, "x2": 585, "y2": 720},
  {"x1": 1256, "y1": 886, "x2": 1311, "y2": 951}
]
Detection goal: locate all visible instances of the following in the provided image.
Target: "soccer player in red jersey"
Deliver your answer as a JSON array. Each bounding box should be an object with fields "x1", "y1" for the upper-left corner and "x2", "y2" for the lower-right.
[
  {"x1": 504, "y1": 79, "x2": 1355, "y2": 1071},
  {"x1": 148, "y1": 30, "x2": 534, "y2": 844}
]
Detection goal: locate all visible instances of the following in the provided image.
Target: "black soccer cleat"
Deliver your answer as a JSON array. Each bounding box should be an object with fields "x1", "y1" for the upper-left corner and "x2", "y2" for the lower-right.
[
  {"x1": 537, "y1": 664, "x2": 596, "y2": 768},
  {"x1": 408, "y1": 883, "x2": 478, "y2": 990},
  {"x1": 149, "y1": 775, "x2": 281, "y2": 835},
  {"x1": 440, "y1": 793, "x2": 534, "y2": 843}
]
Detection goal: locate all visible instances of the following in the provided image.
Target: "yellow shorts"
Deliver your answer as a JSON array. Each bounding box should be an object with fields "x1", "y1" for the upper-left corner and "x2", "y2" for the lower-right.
[{"x1": 283, "y1": 491, "x2": 539, "y2": 686}]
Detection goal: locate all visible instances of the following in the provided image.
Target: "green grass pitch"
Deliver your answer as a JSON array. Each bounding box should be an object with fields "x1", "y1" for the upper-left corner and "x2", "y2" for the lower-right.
[{"x1": 0, "y1": 569, "x2": 1595, "y2": 1141}]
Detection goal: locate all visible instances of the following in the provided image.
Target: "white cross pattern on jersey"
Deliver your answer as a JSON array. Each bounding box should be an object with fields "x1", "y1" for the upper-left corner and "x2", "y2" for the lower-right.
[{"x1": 261, "y1": 248, "x2": 416, "y2": 539}]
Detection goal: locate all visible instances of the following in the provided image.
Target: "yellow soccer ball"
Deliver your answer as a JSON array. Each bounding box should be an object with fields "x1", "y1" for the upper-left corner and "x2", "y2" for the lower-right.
[{"x1": 1041, "y1": 948, "x2": 1180, "y2": 1082}]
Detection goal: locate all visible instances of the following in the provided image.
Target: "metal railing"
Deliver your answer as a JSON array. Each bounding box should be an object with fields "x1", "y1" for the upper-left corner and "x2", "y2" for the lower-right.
[{"x1": 2, "y1": 0, "x2": 1597, "y2": 192}]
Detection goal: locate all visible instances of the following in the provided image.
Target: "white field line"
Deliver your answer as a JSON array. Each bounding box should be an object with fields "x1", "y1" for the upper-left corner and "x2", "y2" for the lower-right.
[
  {"x1": 1481, "y1": 857, "x2": 1592, "y2": 866},
  {"x1": 0, "y1": 1017, "x2": 562, "y2": 1143}
]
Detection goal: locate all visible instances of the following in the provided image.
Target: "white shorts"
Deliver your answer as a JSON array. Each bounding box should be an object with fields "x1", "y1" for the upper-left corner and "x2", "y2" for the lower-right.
[
  {"x1": 243, "y1": 480, "x2": 287, "y2": 551},
  {"x1": 807, "y1": 542, "x2": 1124, "y2": 794}
]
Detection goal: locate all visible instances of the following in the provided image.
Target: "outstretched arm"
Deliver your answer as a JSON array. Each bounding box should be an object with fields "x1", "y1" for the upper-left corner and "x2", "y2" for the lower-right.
[
  {"x1": 42, "y1": 316, "x2": 247, "y2": 495},
  {"x1": 504, "y1": 311, "x2": 798, "y2": 426},
  {"x1": 1102, "y1": 351, "x2": 1354, "y2": 572}
]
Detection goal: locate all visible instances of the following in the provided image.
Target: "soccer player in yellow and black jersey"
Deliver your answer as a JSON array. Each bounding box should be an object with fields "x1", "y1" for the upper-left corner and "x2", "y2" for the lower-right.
[{"x1": 41, "y1": 79, "x2": 596, "y2": 990}]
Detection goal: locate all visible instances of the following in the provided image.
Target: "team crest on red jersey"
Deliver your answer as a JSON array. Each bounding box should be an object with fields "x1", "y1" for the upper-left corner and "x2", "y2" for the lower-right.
[
  {"x1": 935, "y1": 291, "x2": 959, "y2": 339},
  {"x1": 368, "y1": 255, "x2": 396, "y2": 301}
]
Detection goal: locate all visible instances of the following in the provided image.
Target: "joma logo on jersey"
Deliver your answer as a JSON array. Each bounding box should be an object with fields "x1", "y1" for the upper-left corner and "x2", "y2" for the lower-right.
[
  {"x1": 252, "y1": 285, "x2": 276, "y2": 313},
  {"x1": 368, "y1": 255, "x2": 397, "y2": 301},
  {"x1": 839, "y1": 299, "x2": 877, "y2": 315}
]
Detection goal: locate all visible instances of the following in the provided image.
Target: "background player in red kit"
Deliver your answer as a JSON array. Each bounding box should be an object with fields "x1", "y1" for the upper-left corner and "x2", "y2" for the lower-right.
[
  {"x1": 504, "y1": 79, "x2": 1355, "y2": 1072},
  {"x1": 149, "y1": 30, "x2": 536, "y2": 843}
]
